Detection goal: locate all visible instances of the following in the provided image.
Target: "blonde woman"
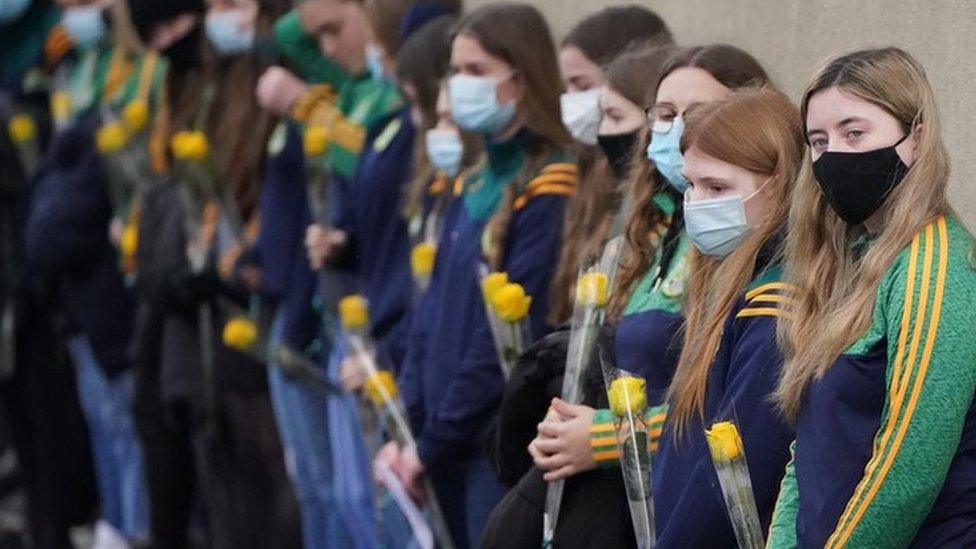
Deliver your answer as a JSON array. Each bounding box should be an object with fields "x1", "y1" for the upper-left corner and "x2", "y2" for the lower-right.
[{"x1": 769, "y1": 47, "x2": 976, "y2": 548}]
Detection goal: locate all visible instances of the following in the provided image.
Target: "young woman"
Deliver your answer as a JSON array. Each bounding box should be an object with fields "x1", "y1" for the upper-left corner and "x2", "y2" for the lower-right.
[
  {"x1": 768, "y1": 47, "x2": 976, "y2": 548},
  {"x1": 550, "y1": 5, "x2": 674, "y2": 324},
  {"x1": 24, "y1": 0, "x2": 168, "y2": 544},
  {"x1": 383, "y1": 3, "x2": 576, "y2": 545},
  {"x1": 304, "y1": 9, "x2": 460, "y2": 548},
  {"x1": 513, "y1": 45, "x2": 770, "y2": 548},
  {"x1": 482, "y1": 45, "x2": 675, "y2": 549},
  {"x1": 653, "y1": 87, "x2": 799, "y2": 547}
]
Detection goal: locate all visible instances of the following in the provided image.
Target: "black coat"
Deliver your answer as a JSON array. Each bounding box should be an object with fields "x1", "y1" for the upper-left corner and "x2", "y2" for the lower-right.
[
  {"x1": 24, "y1": 113, "x2": 133, "y2": 378},
  {"x1": 482, "y1": 327, "x2": 637, "y2": 549}
]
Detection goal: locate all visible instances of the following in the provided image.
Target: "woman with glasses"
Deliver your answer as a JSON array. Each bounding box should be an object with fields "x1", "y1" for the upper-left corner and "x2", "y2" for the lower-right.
[{"x1": 526, "y1": 44, "x2": 770, "y2": 546}]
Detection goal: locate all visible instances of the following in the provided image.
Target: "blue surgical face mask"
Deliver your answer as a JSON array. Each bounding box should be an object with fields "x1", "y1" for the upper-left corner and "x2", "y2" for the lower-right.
[
  {"x1": 448, "y1": 72, "x2": 517, "y2": 135},
  {"x1": 365, "y1": 41, "x2": 386, "y2": 81},
  {"x1": 205, "y1": 9, "x2": 255, "y2": 56},
  {"x1": 426, "y1": 128, "x2": 463, "y2": 177},
  {"x1": 683, "y1": 179, "x2": 769, "y2": 257},
  {"x1": 647, "y1": 116, "x2": 690, "y2": 192},
  {"x1": 0, "y1": 0, "x2": 30, "y2": 24},
  {"x1": 62, "y1": 6, "x2": 106, "y2": 50}
]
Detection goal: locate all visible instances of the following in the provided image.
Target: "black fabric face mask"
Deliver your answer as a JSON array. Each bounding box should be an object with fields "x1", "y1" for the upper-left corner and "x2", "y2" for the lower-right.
[
  {"x1": 597, "y1": 131, "x2": 639, "y2": 180},
  {"x1": 811, "y1": 133, "x2": 911, "y2": 225}
]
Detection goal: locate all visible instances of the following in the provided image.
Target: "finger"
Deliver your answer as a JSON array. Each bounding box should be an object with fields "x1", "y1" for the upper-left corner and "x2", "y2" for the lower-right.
[
  {"x1": 551, "y1": 398, "x2": 582, "y2": 419},
  {"x1": 543, "y1": 464, "x2": 577, "y2": 482},
  {"x1": 527, "y1": 439, "x2": 546, "y2": 463},
  {"x1": 534, "y1": 452, "x2": 569, "y2": 472},
  {"x1": 534, "y1": 438, "x2": 563, "y2": 455},
  {"x1": 537, "y1": 421, "x2": 564, "y2": 439}
]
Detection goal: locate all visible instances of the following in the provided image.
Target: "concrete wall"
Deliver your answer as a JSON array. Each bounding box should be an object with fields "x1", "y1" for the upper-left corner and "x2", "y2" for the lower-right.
[{"x1": 468, "y1": 0, "x2": 976, "y2": 228}]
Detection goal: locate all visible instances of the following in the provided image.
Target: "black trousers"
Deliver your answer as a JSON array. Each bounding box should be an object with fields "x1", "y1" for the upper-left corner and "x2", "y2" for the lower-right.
[{"x1": 0, "y1": 309, "x2": 97, "y2": 549}]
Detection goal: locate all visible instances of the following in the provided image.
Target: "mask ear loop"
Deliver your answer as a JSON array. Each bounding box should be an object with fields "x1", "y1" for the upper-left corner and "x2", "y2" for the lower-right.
[{"x1": 743, "y1": 175, "x2": 774, "y2": 204}]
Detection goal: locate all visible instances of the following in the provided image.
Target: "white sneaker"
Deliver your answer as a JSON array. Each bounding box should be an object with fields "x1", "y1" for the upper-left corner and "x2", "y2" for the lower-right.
[{"x1": 93, "y1": 520, "x2": 130, "y2": 549}]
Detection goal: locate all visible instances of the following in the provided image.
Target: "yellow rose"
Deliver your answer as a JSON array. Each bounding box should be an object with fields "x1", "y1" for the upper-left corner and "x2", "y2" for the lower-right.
[
  {"x1": 8, "y1": 114, "x2": 37, "y2": 144},
  {"x1": 705, "y1": 421, "x2": 744, "y2": 462},
  {"x1": 123, "y1": 100, "x2": 150, "y2": 132},
  {"x1": 411, "y1": 242, "x2": 437, "y2": 277},
  {"x1": 480, "y1": 271, "x2": 508, "y2": 303},
  {"x1": 339, "y1": 295, "x2": 370, "y2": 331},
  {"x1": 491, "y1": 282, "x2": 532, "y2": 323},
  {"x1": 364, "y1": 370, "x2": 398, "y2": 407},
  {"x1": 576, "y1": 272, "x2": 610, "y2": 307},
  {"x1": 120, "y1": 223, "x2": 139, "y2": 258},
  {"x1": 96, "y1": 122, "x2": 130, "y2": 154},
  {"x1": 303, "y1": 125, "x2": 329, "y2": 157},
  {"x1": 51, "y1": 91, "x2": 72, "y2": 123},
  {"x1": 171, "y1": 130, "x2": 210, "y2": 162},
  {"x1": 608, "y1": 376, "x2": 646, "y2": 417},
  {"x1": 222, "y1": 316, "x2": 258, "y2": 352}
]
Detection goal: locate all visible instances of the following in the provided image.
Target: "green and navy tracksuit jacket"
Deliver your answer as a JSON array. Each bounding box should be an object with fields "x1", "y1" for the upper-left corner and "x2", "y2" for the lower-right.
[
  {"x1": 590, "y1": 191, "x2": 689, "y2": 466},
  {"x1": 768, "y1": 214, "x2": 976, "y2": 548}
]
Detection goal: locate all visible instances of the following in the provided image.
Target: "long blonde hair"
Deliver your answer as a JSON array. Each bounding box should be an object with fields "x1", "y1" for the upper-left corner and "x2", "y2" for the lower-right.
[
  {"x1": 667, "y1": 88, "x2": 803, "y2": 436},
  {"x1": 775, "y1": 47, "x2": 951, "y2": 420}
]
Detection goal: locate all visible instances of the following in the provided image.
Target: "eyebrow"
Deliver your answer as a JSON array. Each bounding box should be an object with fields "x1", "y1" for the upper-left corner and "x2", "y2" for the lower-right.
[
  {"x1": 807, "y1": 116, "x2": 871, "y2": 139},
  {"x1": 697, "y1": 176, "x2": 730, "y2": 186},
  {"x1": 837, "y1": 116, "x2": 869, "y2": 128}
]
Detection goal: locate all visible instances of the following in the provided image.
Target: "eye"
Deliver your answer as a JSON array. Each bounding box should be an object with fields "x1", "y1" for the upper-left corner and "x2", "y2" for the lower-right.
[
  {"x1": 809, "y1": 137, "x2": 828, "y2": 152},
  {"x1": 846, "y1": 129, "x2": 864, "y2": 141}
]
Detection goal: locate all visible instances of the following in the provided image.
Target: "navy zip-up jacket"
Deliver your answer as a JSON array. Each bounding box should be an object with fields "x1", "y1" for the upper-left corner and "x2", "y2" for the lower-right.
[
  {"x1": 398, "y1": 133, "x2": 574, "y2": 467},
  {"x1": 253, "y1": 123, "x2": 321, "y2": 351},
  {"x1": 335, "y1": 107, "x2": 415, "y2": 369},
  {"x1": 653, "y1": 268, "x2": 794, "y2": 548}
]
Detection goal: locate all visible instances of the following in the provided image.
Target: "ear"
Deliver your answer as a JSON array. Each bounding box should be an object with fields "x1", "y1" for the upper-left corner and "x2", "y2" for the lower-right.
[
  {"x1": 902, "y1": 123, "x2": 923, "y2": 164},
  {"x1": 511, "y1": 70, "x2": 527, "y2": 102}
]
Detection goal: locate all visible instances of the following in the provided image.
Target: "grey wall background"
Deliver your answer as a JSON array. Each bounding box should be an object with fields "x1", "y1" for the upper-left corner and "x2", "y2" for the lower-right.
[{"x1": 468, "y1": 0, "x2": 976, "y2": 228}]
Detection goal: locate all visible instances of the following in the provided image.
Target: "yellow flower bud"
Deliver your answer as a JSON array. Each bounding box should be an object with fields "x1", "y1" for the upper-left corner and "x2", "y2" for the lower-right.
[
  {"x1": 303, "y1": 125, "x2": 329, "y2": 157},
  {"x1": 185, "y1": 131, "x2": 210, "y2": 161},
  {"x1": 222, "y1": 316, "x2": 259, "y2": 352},
  {"x1": 120, "y1": 223, "x2": 139, "y2": 259},
  {"x1": 96, "y1": 122, "x2": 130, "y2": 154},
  {"x1": 491, "y1": 282, "x2": 532, "y2": 323},
  {"x1": 338, "y1": 295, "x2": 370, "y2": 331},
  {"x1": 705, "y1": 421, "x2": 744, "y2": 462},
  {"x1": 364, "y1": 370, "x2": 398, "y2": 407},
  {"x1": 411, "y1": 242, "x2": 437, "y2": 277},
  {"x1": 480, "y1": 271, "x2": 508, "y2": 303},
  {"x1": 576, "y1": 272, "x2": 610, "y2": 307},
  {"x1": 123, "y1": 100, "x2": 150, "y2": 132},
  {"x1": 8, "y1": 114, "x2": 37, "y2": 144},
  {"x1": 608, "y1": 376, "x2": 646, "y2": 417},
  {"x1": 51, "y1": 91, "x2": 72, "y2": 123},
  {"x1": 170, "y1": 130, "x2": 210, "y2": 161}
]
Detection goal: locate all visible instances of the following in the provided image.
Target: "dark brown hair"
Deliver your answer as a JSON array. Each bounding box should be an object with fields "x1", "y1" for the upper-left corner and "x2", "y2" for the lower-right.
[
  {"x1": 396, "y1": 15, "x2": 456, "y2": 130},
  {"x1": 453, "y1": 2, "x2": 573, "y2": 317},
  {"x1": 366, "y1": 0, "x2": 461, "y2": 56},
  {"x1": 561, "y1": 4, "x2": 673, "y2": 66},
  {"x1": 203, "y1": 2, "x2": 292, "y2": 217}
]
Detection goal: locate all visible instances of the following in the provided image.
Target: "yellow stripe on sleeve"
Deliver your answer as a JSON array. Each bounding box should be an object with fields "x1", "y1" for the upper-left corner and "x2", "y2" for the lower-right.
[
  {"x1": 744, "y1": 282, "x2": 796, "y2": 301},
  {"x1": 826, "y1": 218, "x2": 948, "y2": 548}
]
